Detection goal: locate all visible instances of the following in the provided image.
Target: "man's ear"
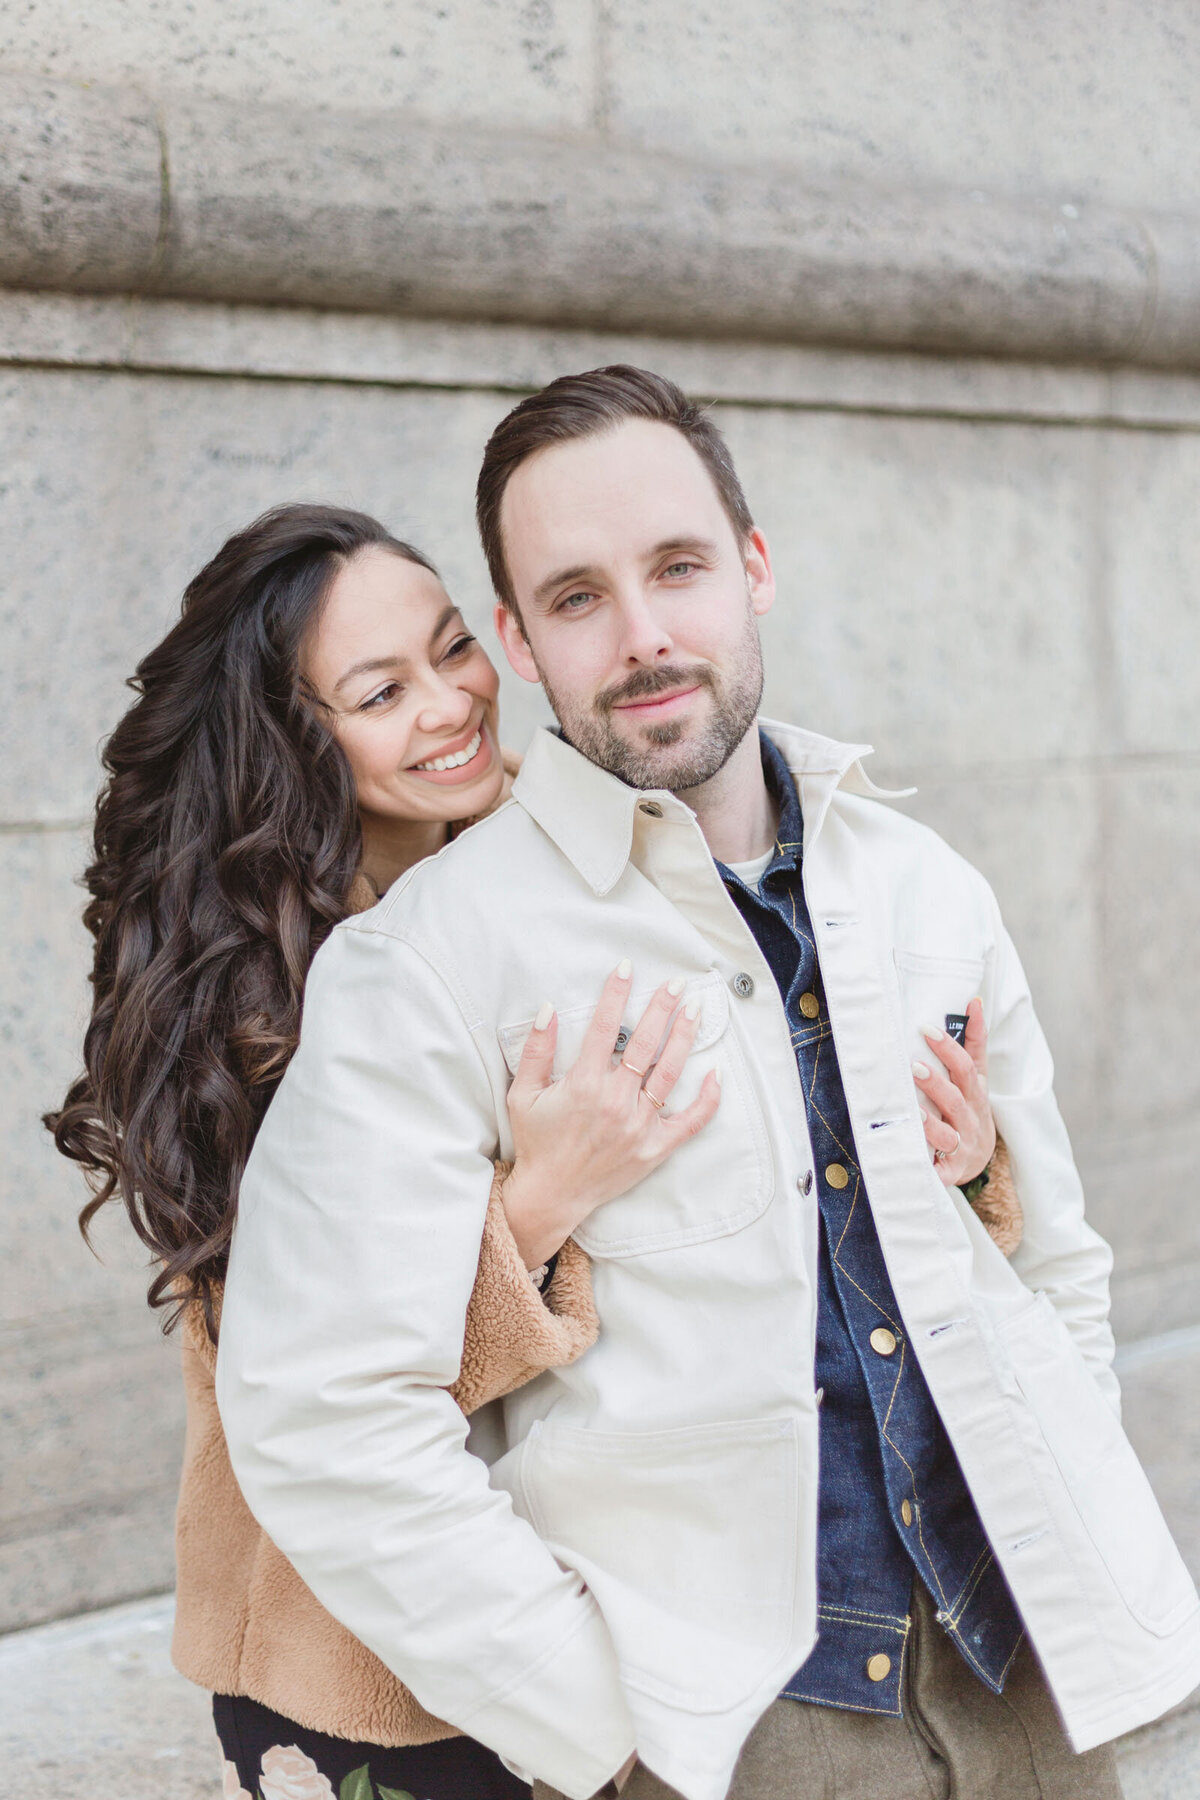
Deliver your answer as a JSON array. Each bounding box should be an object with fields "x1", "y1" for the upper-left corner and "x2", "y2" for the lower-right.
[
  {"x1": 493, "y1": 601, "x2": 540, "y2": 683},
  {"x1": 745, "y1": 527, "x2": 776, "y2": 620}
]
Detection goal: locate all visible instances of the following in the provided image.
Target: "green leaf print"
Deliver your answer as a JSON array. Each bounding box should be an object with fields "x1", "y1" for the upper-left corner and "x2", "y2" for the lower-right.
[
  {"x1": 340, "y1": 1767, "x2": 374, "y2": 1800},
  {"x1": 376, "y1": 1788, "x2": 418, "y2": 1800}
]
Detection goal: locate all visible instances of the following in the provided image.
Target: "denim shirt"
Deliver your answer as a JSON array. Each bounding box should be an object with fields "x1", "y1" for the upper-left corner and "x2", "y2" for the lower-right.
[{"x1": 717, "y1": 734, "x2": 1024, "y2": 1716}]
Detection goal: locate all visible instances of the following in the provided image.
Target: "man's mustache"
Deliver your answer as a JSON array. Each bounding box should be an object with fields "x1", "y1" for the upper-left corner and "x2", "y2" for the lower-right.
[{"x1": 597, "y1": 664, "x2": 716, "y2": 715}]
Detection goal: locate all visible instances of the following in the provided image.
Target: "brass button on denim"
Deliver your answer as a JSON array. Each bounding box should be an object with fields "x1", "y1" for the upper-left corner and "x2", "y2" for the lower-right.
[
  {"x1": 825, "y1": 1162, "x2": 849, "y2": 1189},
  {"x1": 901, "y1": 1499, "x2": 914, "y2": 1526},
  {"x1": 799, "y1": 991, "x2": 820, "y2": 1018},
  {"x1": 870, "y1": 1327, "x2": 898, "y2": 1356},
  {"x1": 866, "y1": 1653, "x2": 892, "y2": 1682}
]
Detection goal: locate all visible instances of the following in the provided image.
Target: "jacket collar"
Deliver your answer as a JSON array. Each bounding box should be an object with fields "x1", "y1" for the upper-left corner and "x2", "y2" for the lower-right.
[{"x1": 512, "y1": 719, "x2": 913, "y2": 897}]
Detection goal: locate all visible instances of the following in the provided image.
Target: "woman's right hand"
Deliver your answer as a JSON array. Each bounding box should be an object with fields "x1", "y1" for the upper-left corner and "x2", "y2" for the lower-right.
[{"x1": 501, "y1": 961, "x2": 721, "y2": 1270}]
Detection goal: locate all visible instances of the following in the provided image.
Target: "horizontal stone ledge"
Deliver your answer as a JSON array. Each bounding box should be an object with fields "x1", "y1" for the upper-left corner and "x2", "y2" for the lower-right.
[{"x1": 3, "y1": 73, "x2": 1200, "y2": 368}]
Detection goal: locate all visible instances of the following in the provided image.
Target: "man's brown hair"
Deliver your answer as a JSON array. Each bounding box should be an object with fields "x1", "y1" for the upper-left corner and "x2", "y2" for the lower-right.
[{"x1": 475, "y1": 365, "x2": 755, "y2": 615}]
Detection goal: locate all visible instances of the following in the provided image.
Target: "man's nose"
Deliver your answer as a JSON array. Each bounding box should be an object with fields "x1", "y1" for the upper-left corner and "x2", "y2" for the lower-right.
[{"x1": 616, "y1": 592, "x2": 673, "y2": 665}]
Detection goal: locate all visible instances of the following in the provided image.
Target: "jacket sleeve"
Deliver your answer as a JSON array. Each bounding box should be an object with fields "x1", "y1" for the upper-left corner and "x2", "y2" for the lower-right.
[
  {"x1": 451, "y1": 1171, "x2": 597, "y2": 1416},
  {"x1": 981, "y1": 895, "x2": 1120, "y2": 1413},
  {"x1": 215, "y1": 919, "x2": 633, "y2": 1797}
]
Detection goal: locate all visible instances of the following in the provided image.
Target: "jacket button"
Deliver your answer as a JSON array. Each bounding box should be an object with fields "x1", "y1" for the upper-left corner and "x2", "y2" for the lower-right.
[
  {"x1": 614, "y1": 1029, "x2": 630, "y2": 1052},
  {"x1": 796, "y1": 1170, "x2": 814, "y2": 1196},
  {"x1": 825, "y1": 1162, "x2": 849, "y2": 1189},
  {"x1": 731, "y1": 971, "x2": 755, "y2": 999},
  {"x1": 901, "y1": 1499, "x2": 913, "y2": 1526},
  {"x1": 870, "y1": 1327, "x2": 898, "y2": 1357},
  {"x1": 798, "y1": 991, "x2": 820, "y2": 1018},
  {"x1": 866, "y1": 1653, "x2": 892, "y2": 1682},
  {"x1": 639, "y1": 800, "x2": 664, "y2": 817}
]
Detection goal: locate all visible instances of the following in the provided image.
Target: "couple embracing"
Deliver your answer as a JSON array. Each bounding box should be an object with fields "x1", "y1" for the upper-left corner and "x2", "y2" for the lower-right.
[{"x1": 53, "y1": 367, "x2": 1199, "y2": 1800}]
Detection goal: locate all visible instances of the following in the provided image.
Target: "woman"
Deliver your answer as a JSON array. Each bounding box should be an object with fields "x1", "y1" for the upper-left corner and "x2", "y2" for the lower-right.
[
  {"x1": 47, "y1": 504, "x2": 722, "y2": 1800},
  {"x1": 49, "y1": 502, "x2": 1017, "y2": 1800}
]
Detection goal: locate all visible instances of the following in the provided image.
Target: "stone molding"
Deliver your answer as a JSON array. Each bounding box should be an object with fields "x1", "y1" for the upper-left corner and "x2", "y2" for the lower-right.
[{"x1": 2, "y1": 73, "x2": 1200, "y2": 369}]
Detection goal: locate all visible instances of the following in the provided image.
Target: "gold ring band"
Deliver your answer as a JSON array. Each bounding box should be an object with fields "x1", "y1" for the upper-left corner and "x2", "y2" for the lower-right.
[
  {"x1": 642, "y1": 1089, "x2": 666, "y2": 1110},
  {"x1": 621, "y1": 1059, "x2": 649, "y2": 1079}
]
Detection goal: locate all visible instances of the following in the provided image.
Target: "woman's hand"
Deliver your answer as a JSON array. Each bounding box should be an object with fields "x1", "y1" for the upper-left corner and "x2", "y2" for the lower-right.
[
  {"x1": 501, "y1": 962, "x2": 722, "y2": 1269},
  {"x1": 912, "y1": 996, "x2": 996, "y2": 1188}
]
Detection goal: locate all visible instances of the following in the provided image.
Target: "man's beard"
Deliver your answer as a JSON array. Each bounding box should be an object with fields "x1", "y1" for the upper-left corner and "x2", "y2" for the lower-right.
[{"x1": 537, "y1": 609, "x2": 765, "y2": 793}]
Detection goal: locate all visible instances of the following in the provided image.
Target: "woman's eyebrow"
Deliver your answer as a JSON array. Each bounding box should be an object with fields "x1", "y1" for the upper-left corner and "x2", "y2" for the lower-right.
[{"x1": 332, "y1": 653, "x2": 408, "y2": 696}]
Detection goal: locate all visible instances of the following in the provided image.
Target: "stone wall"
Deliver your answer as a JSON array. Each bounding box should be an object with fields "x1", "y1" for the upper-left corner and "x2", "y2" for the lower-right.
[{"x1": 2, "y1": 2, "x2": 1198, "y2": 1632}]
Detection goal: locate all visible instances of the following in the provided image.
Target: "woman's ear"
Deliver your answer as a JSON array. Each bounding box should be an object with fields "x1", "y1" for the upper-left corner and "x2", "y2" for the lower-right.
[{"x1": 493, "y1": 601, "x2": 540, "y2": 684}]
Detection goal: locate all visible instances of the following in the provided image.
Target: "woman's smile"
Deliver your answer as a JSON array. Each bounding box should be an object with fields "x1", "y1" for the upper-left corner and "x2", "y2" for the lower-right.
[{"x1": 408, "y1": 721, "x2": 495, "y2": 783}]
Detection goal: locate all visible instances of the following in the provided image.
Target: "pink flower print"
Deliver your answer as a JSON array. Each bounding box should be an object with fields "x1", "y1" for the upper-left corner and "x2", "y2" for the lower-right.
[
  {"x1": 221, "y1": 1760, "x2": 253, "y2": 1800},
  {"x1": 258, "y1": 1743, "x2": 337, "y2": 1800}
]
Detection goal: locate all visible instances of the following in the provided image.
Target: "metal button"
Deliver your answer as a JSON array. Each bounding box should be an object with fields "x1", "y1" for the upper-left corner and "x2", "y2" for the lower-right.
[
  {"x1": 815, "y1": 1387, "x2": 824, "y2": 1407},
  {"x1": 731, "y1": 971, "x2": 755, "y2": 999},
  {"x1": 614, "y1": 1029, "x2": 630, "y2": 1052},
  {"x1": 825, "y1": 1162, "x2": 849, "y2": 1190},
  {"x1": 866, "y1": 1653, "x2": 892, "y2": 1683},
  {"x1": 639, "y1": 800, "x2": 664, "y2": 818},
  {"x1": 870, "y1": 1327, "x2": 898, "y2": 1357},
  {"x1": 796, "y1": 1169, "x2": 814, "y2": 1196},
  {"x1": 901, "y1": 1499, "x2": 913, "y2": 1527},
  {"x1": 798, "y1": 991, "x2": 820, "y2": 1019}
]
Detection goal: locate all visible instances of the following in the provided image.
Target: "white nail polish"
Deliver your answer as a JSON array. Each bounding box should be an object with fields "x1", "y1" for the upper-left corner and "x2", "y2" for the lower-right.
[
  {"x1": 667, "y1": 976, "x2": 686, "y2": 997},
  {"x1": 685, "y1": 1000, "x2": 700, "y2": 1021},
  {"x1": 616, "y1": 958, "x2": 632, "y2": 980},
  {"x1": 912, "y1": 1060, "x2": 931, "y2": 1079},
  {"x1": 919, "y1": 1106, "x2": 929, "y2": 1122},
  {"x1": 713, "y1": 1066, "x2": 721, "y2": 1087},
  {"x1": 534, "y1": 1001, "x2": 555, "y2": 1031},
  {"x1": 924, "y1": 1024, "x2": 945, "y2": 1041}
]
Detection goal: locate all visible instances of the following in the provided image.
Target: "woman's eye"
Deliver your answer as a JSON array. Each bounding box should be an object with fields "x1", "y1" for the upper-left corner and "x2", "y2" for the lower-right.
[
  {"x1": 359, "y1": 682, "x2": 402, "y2": 712},
  {"x1": 442, "y1": 633, "x2": 477, "y2": 661}
]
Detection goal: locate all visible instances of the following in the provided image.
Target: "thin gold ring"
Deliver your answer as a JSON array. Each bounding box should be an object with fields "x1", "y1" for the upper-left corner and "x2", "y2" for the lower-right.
[
  {"x1": 621, "y1": 1059, "x2": 649, "y2": 1078},
  {"x1": 642, "y1": 1088, "x2": 666, "y2": 1110}
]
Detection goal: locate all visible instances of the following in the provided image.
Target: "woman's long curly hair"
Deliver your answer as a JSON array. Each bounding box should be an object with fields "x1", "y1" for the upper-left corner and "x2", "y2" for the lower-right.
[{"x1": 45, "y1": 503, "x2": 437, "y2": 1339}]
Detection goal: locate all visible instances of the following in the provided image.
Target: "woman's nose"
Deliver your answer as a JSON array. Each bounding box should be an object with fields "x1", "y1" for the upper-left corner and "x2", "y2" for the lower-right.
[{"x1": 414, "y1": 672, "x2": 474, "y2": 734}]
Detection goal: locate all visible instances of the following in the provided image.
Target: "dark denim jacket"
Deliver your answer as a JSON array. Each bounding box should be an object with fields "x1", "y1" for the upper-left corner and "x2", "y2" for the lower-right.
[{"x1": 717, "y1": 734, "x2": 1023, "y2": 1716}]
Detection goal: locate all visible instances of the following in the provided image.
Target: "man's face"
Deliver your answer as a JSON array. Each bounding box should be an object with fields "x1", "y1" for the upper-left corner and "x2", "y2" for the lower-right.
[{"x1": 493, "y1": 418, "x2": 775, "y2": 791}]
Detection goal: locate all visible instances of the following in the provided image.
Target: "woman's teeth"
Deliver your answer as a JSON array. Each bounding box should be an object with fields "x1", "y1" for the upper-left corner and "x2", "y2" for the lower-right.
[{"x1": 414, "y1": 729, "x2": 482, "y2": 773}]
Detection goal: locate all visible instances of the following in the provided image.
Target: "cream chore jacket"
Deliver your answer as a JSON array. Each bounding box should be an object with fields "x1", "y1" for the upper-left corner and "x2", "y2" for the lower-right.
[{"x1": 218, "y1": 720, "x2": 1200, "y2": 1800}]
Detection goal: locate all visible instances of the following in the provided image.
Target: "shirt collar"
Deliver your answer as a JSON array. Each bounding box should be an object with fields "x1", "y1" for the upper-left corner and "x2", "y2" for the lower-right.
[{"x1": 511, "y1": 719, "x2": 914, "y2": 897}]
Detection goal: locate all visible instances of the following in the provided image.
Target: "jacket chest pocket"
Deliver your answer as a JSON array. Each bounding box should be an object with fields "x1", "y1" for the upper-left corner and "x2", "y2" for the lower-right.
[
  {"x1": 892, "y1": 949, "x2": 987, "y2": 1062},
  {"x1": 497, "y1": 970, "x2": 773, "y2": 1257}
]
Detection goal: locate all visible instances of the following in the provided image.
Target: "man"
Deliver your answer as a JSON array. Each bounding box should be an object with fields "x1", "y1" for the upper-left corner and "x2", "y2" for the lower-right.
[{"x1": 218, "y1": 368, "x2": 1200, "y2": 1800}]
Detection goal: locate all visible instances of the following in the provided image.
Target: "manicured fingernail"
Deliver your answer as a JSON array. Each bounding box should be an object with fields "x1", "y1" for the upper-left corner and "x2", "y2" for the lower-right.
[
  {"x1": 616, "y1": 959, "x2": 632, "y2": 979},
  {"x1": 713, "y1": 1066, "x2": 721, "y2": 1086},
  {"x1": 685, "y1": 999, "x2": 700, "y2": 1021},
  {"x1": 534, "y1": 1002, "x2": 555, "y2": 1030},
  {"x1": 912, "y1": 1060, "x2": 931, "y2": 1079},
  {"x1": 919, "y1": 1106, "x2": 929, "y2": 1121},
  {"x1": 667, "y1": 976, "x2": 686, "y2": 997},
  {"x1": 923, "y1": 1024, "x2": 945, "y2": 1041}
]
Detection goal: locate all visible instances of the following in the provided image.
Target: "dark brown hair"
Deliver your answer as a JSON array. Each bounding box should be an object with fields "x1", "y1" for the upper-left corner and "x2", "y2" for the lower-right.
[
  {"x1": 475, "y1": 364, "x2": 754, "y2": 615},
  {"x1": 45, "y1": 503, "x2": 436, "y2": 1339}
]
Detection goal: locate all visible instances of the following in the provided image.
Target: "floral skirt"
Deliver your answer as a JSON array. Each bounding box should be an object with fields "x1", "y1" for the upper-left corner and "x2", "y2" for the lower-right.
[{"x1": 214, "y1": 1693, "x2": 531, "y2": 1800}]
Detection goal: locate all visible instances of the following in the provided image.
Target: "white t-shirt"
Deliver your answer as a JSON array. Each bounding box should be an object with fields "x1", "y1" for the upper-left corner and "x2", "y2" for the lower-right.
[{"x1": 723, "y1": 847, "x2": 774, "y2": 888}]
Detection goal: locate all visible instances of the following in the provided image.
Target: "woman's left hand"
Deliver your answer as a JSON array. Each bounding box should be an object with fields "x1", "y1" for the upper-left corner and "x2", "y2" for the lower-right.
[{"x1": 912, "y1": 996, "x2": 996, "y2": 1187}]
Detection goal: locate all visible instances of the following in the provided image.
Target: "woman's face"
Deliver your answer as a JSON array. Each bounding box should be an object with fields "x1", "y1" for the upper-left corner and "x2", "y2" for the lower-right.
[{"x1": 304, "y1": 546, "x2": 504, "y2": 828}]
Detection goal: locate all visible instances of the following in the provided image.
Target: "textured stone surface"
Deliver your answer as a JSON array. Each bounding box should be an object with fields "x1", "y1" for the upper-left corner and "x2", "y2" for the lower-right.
[{"x1": 6, "y1": 72, "x2": 1200, "y2": 366}]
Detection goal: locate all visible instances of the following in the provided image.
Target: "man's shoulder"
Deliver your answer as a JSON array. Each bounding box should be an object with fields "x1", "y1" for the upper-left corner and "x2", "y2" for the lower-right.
[
  {"x1": 347, "y1": 797, "x2": 563, "y2": 944},
  {"x1": 830, "y1": 786, "x2": 996, "y2": 904}
]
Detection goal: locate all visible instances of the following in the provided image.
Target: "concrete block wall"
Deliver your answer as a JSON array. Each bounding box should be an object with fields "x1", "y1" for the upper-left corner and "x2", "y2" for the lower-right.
[{"x1": 2, "y1": 1, "x2": 1198, "y2": 1633}]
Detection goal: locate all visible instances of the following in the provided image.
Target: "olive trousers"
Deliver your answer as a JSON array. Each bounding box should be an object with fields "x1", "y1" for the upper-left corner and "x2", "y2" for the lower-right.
[{"x1": 534, "y1": 1585, "x2": 1123, "y2": 1800}]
